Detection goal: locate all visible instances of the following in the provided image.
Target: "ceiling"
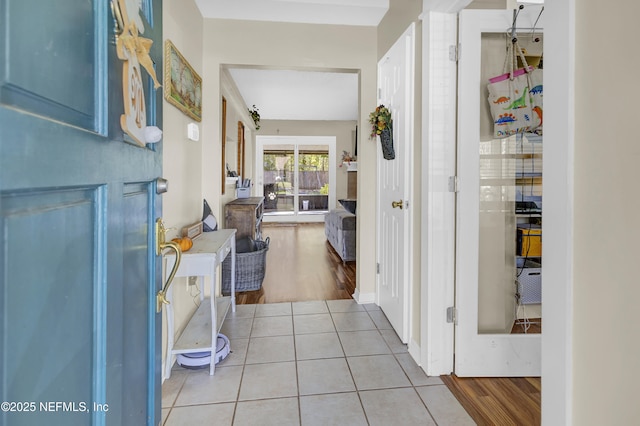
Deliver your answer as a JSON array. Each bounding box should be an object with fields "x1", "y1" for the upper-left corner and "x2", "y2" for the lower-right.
[
  {"x1": 194, "y1": 0, "x2": 389, "y2": 26},
  {"x1": 196, "y1": 0, "x2": 388, "y2": 121},
  {"x1": 227, "y1": 68, "x2": 359, "y2": 121}
]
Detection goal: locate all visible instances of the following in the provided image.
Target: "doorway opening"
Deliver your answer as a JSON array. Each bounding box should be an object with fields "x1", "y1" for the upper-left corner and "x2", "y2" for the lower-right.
[{"x1": 223, "y1": 67, "x2": 360, "y2": 304}]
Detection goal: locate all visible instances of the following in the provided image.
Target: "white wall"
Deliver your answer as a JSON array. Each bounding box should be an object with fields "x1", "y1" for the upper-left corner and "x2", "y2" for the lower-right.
[
  {"x1": 377, "y1": 0, "x2": 423, "y2": 59},
  {"x1": 221, "y1": 69, "x2": 256, "y2": 206},
  {"x1": 161, "y1": 0, "x2": 206, "y2": 374},
  {"x1": 221, "y1": 69, "x2": 256, "y2": 183},
  {"x1": 544, "y1": 0, "x2": 640, "y2": 424},
  {"x1": 202, "y1": 19, "x2": 379, "y2": 297},
  {"x1": 162, "y1": 1, "x2": 205, "y2": 232},
  {"x1": 570, "y1": 0, "x2": 639, "y2": 423}
]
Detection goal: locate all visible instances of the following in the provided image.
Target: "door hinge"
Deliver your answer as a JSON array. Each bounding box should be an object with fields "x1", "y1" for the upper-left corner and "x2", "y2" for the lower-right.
[
  {"x1": 446, "y1": 306, "x2": 457, "y2": 324},
  {"x1": 376, "y1": 263, "x2": 380, "y2": 274},
  {"x1": 449, "y1": 44, "x2": 460, "y2": 62},
  {"x1": 448, "y1": 176, "x2": 458, "y2": 193}
]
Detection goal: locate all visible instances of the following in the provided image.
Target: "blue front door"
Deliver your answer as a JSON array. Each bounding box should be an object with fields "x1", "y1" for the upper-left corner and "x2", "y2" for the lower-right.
[{"x1": 0, "y1": 1, "x2": 163, "y2": 425}]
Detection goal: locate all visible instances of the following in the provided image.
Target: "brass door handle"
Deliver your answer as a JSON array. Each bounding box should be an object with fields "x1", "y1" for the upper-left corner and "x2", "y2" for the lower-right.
[
  {"x1": 392, "y1": 200, "x2": 403, "y2": 209},
  {"x1": 156, "y1": 218, "x2": 182, "y2": 312}
]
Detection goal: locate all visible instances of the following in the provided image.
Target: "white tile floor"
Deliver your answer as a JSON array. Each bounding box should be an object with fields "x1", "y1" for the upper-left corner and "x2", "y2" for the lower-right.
[{"x1": 162, "y1": 300, "x2": 475, "y2": 425}]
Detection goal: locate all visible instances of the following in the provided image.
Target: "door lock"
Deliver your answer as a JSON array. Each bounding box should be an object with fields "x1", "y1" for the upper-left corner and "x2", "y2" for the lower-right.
[{"x1": 392, "y1": 200, "x2": 403, "y2": 209}]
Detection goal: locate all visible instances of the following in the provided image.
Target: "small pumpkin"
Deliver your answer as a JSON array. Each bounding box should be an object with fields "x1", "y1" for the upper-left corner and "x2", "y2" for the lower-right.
[{"x1": 171, "y1": 236, "x2": 193, "y2": 252}]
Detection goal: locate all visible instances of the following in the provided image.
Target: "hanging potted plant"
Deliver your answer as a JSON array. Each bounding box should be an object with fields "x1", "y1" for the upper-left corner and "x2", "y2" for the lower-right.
[
  {"x1": 369, "y1": 104, "x2": 394, "y2": 160},
  {"x1": 339, "y1": 150, "x2": 355, "y2": 166},
  {"x1": 248, "y1": 104, "x2": 261, "y2": 130}
]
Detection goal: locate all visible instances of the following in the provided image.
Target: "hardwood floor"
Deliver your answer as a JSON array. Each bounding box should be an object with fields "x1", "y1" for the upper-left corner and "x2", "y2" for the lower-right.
[
  {"x1": 441, "y1": 375, "x2": 541, "y2": 426},
  {"x1": 235, "y1": 222, "x2": 355, "y2": 304},
  {"x1": 235, "y1": 222, "x2": 541, "y2": 425},
  {"x1": 511, "y1": 318, "x2": 542, "y2": 334}
]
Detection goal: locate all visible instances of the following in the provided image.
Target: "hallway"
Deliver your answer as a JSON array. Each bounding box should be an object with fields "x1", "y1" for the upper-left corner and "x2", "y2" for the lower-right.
[
  {"x1": 235, "y1": 223, "x2": 356, "y2": 304},
  {"x1": 161, "y1": 300, "x2": 473, "y2": 425}
]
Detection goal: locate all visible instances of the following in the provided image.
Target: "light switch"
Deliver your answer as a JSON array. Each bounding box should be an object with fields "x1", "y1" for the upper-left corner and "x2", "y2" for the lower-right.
[{"x1": 187, "y1": 123, "x2": 199, "y2": 141}]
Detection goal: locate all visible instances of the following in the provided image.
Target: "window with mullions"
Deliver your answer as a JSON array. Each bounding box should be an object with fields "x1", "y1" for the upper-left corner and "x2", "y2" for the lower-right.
[{"x1": 262, "y1": 147, "x2": 330, "y2": 214}]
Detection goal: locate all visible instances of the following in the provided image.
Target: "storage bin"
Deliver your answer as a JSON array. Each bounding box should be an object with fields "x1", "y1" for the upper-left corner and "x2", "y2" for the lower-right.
[
  {"x1": 517, "y1": 225, "x2": 542, "y2": 257},
  {"x1": 222, "y1": 238, "x2": 269, "y2": 293},
  {"x1": 517, "y1": 259, "x2": 541, "y2": 304},
  {"x1": 236, "y1": 187, "x2": 250, "y2": 199}
]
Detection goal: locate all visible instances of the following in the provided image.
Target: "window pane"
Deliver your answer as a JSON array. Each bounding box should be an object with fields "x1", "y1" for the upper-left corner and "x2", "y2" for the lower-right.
[
  {"x1": 298, "y1": 149, "x2": 329, "y2": 212},
  {"x1": 263, "y1": 148, "x2": 294, "y2": 213}
]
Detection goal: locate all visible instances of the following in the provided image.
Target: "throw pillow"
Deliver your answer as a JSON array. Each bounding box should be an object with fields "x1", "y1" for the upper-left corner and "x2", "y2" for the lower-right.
[{"x1": 202, "y1": 199, "x2": 218, "y2": 231}]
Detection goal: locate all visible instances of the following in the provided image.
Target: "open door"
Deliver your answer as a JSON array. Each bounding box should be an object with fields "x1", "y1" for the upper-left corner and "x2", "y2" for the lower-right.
[
  {"x1": 1, "y1": 1, "x2": 164, "y2": 424},
  {"x1": 376, "y1": 24, "x2": 415, "y2": 343},
  {"x1": 455, "y1": 8, "x2": 544, "y2": 376}
]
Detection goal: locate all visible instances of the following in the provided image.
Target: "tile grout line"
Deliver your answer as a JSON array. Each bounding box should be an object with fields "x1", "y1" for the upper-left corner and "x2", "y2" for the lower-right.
[
  {"x1": 164, "y1": 364, "x2": 190, "y2": 424},
  {"x1": 330, "y1": 303, "x2": 372, "y2": 425},
  {"x1": 368, "y1": 307, "x2": 442, "y2": 425},
  {"x1": 291, "y1": 304, "x2": 303, "y2": 426},
  {"x1": 229, "y1": 309, "x2": 256, "y2": 425}
]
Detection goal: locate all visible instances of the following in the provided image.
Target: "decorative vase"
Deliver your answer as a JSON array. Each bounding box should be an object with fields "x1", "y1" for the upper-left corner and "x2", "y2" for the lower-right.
[{"x1": 379, "y1": 126, "x2": 395, "y2": 160}]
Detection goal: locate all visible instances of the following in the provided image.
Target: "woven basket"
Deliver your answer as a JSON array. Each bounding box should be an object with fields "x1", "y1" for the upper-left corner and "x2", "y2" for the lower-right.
[{"x1": 222, "y1": 237, "x2": 269, "y2": 293}]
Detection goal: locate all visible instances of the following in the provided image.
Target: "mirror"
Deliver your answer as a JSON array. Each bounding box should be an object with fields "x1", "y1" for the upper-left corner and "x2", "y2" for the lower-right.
[
  {"x1": 221, "y1": 96, "x2": 242, "y2": 192},
  {"x1": 221, "y1": 97, "x2": 227, "y2": 194},
  {"x1": 237, "y1": 121, "x2": 245, "y2": 180}
]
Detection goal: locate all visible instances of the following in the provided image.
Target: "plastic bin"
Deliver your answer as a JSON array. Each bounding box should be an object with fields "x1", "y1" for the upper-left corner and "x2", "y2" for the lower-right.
[
  {"x1": 236, "y1": 187, "x2": 250, "y2": 199},
  {"x1": 516, "y1": 259, "x2": 541, "y2": 304}
]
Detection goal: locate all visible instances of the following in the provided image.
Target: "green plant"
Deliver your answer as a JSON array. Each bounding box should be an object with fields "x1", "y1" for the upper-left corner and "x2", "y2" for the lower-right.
[
  {"x1": 248, "y1": 104, "x2": 261, "y2": 130},
  {"x1": 320, "y1": 183, "x2": 329, "y2": 195},
  {"x1": 368, "y1": 104, "x2": 392, "y2": 138}
]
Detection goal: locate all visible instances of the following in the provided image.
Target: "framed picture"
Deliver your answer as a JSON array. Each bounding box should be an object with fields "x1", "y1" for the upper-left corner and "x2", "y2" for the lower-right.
[{"x1": 164, "y1": 40, "x2": 202, "y2": 121}]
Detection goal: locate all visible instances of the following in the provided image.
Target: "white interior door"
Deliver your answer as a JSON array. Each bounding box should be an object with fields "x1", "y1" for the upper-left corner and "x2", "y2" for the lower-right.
[
  {"x1": 377, "y1": 24, "x2": 415, "y2": 343},
  {"x1": 455, "y1": 8, "x2": 543, "y2": 376}
]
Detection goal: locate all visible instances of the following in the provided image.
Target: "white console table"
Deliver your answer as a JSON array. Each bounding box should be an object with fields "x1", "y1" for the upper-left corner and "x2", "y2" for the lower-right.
[{"x1": 163, "y1": 229, "x2": 236, "y2": 379}]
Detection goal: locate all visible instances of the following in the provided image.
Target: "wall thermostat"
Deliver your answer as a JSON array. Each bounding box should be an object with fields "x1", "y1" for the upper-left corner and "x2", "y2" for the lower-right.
[{"x1": 187, "y1": 123, "x2": 199, "y2": 141}]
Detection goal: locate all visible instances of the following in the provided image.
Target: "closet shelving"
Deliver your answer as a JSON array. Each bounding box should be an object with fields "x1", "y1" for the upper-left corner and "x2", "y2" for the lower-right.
[
  {"x1": 514, "y1": 133, "x2": 542, "y2": 331},
  {"x1": 509, "y1": 5, "x2": 544, "y2": 330}
]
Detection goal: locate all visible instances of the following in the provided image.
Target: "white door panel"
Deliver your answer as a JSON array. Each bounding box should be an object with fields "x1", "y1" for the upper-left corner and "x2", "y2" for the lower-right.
[
  {"x1": 455, "y1": 9, "x2": 543, "y2": 377},
  {"x1": 377, "y1": 24, "x2": 415, "y2": 343}
]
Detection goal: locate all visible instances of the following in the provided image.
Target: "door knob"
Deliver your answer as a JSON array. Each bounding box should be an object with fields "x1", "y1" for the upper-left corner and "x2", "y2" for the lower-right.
[
  {"x1": 156, "y1": 177, "x2": 169, "y2": 194},
  {"x1": 392, "y1": 200, "x2": 403, "y2": 209},
  {"x1": 155, "y1": 218, "x2": 182, "y2": 312}
]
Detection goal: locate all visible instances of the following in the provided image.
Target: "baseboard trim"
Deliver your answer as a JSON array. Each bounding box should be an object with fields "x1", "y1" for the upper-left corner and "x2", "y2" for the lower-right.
[
  {"x1": 162, "y1": 356, "x2": 176, "y2": 383},
  {"x1": 352, "y1": 289, "x2": 376, "y2": 304},
  {"x1": 408, "y1": 338, "x2": 422, "y2": 367}
]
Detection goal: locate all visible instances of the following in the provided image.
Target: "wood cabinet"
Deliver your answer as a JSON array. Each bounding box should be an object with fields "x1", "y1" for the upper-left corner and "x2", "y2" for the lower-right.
[{"x1": 224, "y1": 197, "x2": 264, "y2": 240}]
